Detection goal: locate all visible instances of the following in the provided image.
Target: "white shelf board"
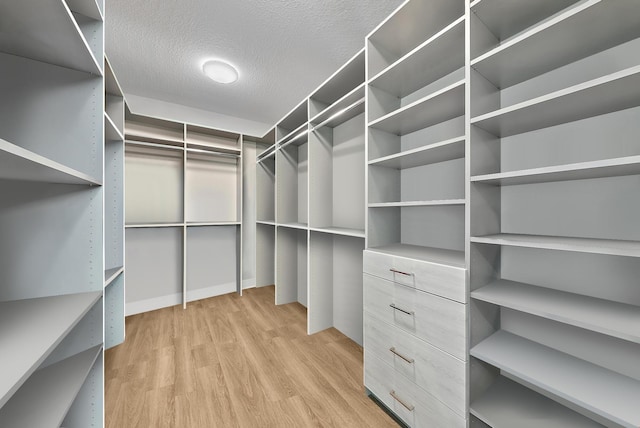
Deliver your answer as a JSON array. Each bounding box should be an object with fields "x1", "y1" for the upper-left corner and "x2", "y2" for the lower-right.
[
  {"x1": 278, "y1": 123, "x2": 309, "y2": 147},
  {"x1": 124, "y1": 134, "x2": 184, "y2": 148},
  {"x1": 472, "y1": 0, "x2": 640, "y2": 89},
  {"x1": 369, "y1": 199, "x2": 465, "y2": 208},
  {"x1": 470, "y1": 233, "x2": 640, "y2": 258},
  {"x1": 471, "y1": 156, "x2": 640, "y2": 186},
  {"x1": 125, "y1": 222, "x2": 184, "y2": 229},
  {"x1": 105, "y1": 113, "x2": 124, "y2": 142},
  {"x1": 0, "y1": 0, "x2": 102, "y2": 75},
  {"x1": 471, "y1": 66, "x2": 640, "y2": 137},
  {"x1": 369, "y1": 16, "x2": 465, "y2": 98},
  {"x1": 0, "y1": 346, "x2": 101, "y2": 428},
  {"x1": 257, "y1": 220, "x2": 277, "y2": 226},
  {"x1": 105, "y1": 56, "x2": 124, "y2": 96},
  {"x1": 0, "y1": 138, "x2": 101, "y2": 185},
  {"x1": 0, "y1": 292, "x2": 102, "y2": 408},
  {"x1": 277, "y1": 100, "x2": 307, "y2": 135},
  {"x1": 471, "y1": 330, "x2": 640, "y2": 428},
  {"x1": 104, "y1": 266, "x2": 124, "y2": 288},
  {"x1": 369, "y1": 80, "x2": 465, "y2": 135},
  {"x1": 472, "y1": 279, "x2": 640, "y2": 343},
  {"x1": 469, "y1": 0, "x2": 579, "y2": 42},
  {"x1": 277, "y1": 222, "x2": 308, "y2": 231},
  {"x1": 311, "y1": 97, "x2": 365, "y2": 130},
  {"x1": 367, "y1": 243, "x2": 465, "y2": 268},
  {"x1": 369, "y1": 135, "x2": 465, "y2": 169},
  {"x1": 66, "y1": 0, "x2": 103, "y2": 21},
  {"x1": 186, "y1": 221, "x2": 241, "y2": 227},
  {"x1": 367, "y1": 0, "x2": 463, "y2": 63},
  {"x1": 309, "y1": 226, "x2": 365, "y2": 238},
  {"x1": 186, "y1": 141, "x2": 241, "y2": 157},
  {"x1": 470, "y1": 376, "x2": 603, "y2": 428}
]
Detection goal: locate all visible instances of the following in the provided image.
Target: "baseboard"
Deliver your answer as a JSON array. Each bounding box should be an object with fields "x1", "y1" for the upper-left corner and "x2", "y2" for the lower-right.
[
  {"x1": 125, "y1": 293, "x2": 182, "y2": 316},
  {"x1": 186, "y1": 281, "x2": 236, "y2": 302},
  {"x1": 243, "y1": 278, "x2": 256, "y2": 289}
]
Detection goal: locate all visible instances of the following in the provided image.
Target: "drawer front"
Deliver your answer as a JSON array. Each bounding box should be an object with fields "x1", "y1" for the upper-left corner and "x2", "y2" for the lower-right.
[
  {"x1": 365, "y1": 352, "x2": 466, "y2": 428},
  {"x1": 363, "y1": 250, "x2": 466, "y2": 303},
  {"x1": 363, "y1": 273, "x2": 466, "y2": 360},
  {"x1": 364, "y1": 313, "x2": 467, "y2": 416}
]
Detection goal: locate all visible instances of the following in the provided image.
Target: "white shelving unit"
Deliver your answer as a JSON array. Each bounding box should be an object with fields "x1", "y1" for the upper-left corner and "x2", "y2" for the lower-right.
[
  {"x1": 469, "y1": 1, "x2": 640, "y2": 426},
  {"x1": 0, "y1": 0, "x2": 109, "y2": 424},
  {"x1": 124, "y1": 110, "x2": 243, "y2": 314},
  {"x1": 363, "y1": 1, "x2": 468, "y2": 426}
]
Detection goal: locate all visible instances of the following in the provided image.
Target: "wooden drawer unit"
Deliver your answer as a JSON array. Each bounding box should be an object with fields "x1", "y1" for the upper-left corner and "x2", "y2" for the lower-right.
[
  {"x1": 363, "y1": 250, "x2": 466, "y2": 303},
  {"x1": 363, "y1": 273, "x2": 466, "y2": 360},
  {"x1": 364, "y1": 313, "x2": 467, "y2": 416},
  {"x1": 365, "y1": 352, "x2": 466, "y2": 428}
]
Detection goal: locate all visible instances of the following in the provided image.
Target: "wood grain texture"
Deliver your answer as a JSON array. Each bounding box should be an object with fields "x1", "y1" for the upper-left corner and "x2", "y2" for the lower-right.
[{"x1": 105, "y1": 286, "x2": 398, "y2": 427}]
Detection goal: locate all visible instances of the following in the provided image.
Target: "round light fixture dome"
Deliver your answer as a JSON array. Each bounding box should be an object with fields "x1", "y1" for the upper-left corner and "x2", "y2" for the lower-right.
[{"x1": 202, "y1": 59, "x2": 239, "y2": 84}]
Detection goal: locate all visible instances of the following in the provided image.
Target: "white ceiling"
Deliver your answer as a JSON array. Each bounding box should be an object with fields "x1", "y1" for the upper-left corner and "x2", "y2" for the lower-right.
[{"x1": 105, "y1": 0, "x2": 404, "y2": 136}]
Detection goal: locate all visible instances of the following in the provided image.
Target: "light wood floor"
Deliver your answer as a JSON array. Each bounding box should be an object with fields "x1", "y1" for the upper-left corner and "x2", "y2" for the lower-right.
[{"x1": 105, "y1": 286, "x2": 398, "y2": 427}]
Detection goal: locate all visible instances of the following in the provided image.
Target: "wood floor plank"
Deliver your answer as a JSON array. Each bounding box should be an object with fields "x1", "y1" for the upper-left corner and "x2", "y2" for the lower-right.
[{"x1": 105, "y1": 286, "x2": 399, "y2": 427}]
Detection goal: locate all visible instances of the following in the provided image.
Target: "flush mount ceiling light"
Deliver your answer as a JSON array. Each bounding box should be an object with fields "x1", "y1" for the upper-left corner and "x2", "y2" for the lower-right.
[{"x1": 202, "y1": 59, "x2": 239, "y2": 84}]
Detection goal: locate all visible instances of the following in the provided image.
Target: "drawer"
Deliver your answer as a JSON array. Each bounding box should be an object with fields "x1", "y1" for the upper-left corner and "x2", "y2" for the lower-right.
[
  {"x1": 363, "y1": 250, "x2": 466, "y2": 303},
  {"x1": 363, "y1": 273, "x2": 466, "y2": 360},
  {"x1": 365, "y1": 352, "x2": 466, "y2": 428},
  {"x1": 364, "y1": 313, "x2": 466, "y2": 416}
]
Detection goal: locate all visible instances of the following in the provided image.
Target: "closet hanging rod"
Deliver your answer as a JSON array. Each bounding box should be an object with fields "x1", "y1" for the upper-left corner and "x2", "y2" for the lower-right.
[
  {"x1": 279, "y1": 129, "x2": 309, "y2": 150},
  {"x1": 186, "y1": 147, "x2": 240, "y2": 158}
]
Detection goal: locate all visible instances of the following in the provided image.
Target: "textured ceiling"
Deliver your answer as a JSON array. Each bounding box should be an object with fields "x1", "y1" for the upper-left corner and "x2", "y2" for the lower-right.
[{"x1": 105, "y1": 0, "x2": 404, "y2": 136}]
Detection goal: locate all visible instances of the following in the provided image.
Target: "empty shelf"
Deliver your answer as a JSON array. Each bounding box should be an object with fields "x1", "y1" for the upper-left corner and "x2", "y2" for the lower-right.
[
  {"x1": 0, "y1": 0, "x2": 102, "y2": 75},
  {"x1": 368, "y1": 136, "x2": 465, "y2": 169},
  {"x1": 65, "y1": 0, "x2": 103, "y2": 21},
  {"x1": 0, "y1": 138, "x2": 101, "y2": 185},
  {"x1": 105, "y1": 112, "x2": 124, "y2": 142},
  {"x1": 186, "y1": 221, "x2": 240, "y2": 227},
  {"x1": 470, "y1": 0, "x2": 578, "y2": 42},
  {"x1": 278, "y1": 122, "x2": 308, "y2": 147},
  {"x1": 472, "y1": 0, "x2": 640, "y2": 89},
  {"x1": 370, "y1": 16, "x2": 465, "y2": 98},
  {"x1": 310, "y1": 84, "x2": 365, "y2": 126},
  {"x1": 277, "y1": 222, "x2": 308, "y2": 231},
  {"x1": 186, "y1": 143, "x2": 241, "y2": 157},
  {"x1": 311, "y1": 98, "x2": 365, "y2": 130},
  {"x1": 472, "y1": 279, "x2": 640, "y2": 343},
  {"x1": 470, "y1": 233, "x2": 640, "y2": 258},
  {"x1": 309, "y1": 226, "x2": 365, "y2": 238},
  {"x1": 471, "y1": 156, "x2": 640, "y2": 186},
  {"x1": 471, "y1": 65, "x2": 640, "y2": 137},
  {"x1": 471, "y1": 330, "x2": 640, "y2": 428},
  {"x1": 471, "y1": 376, "x2": 603, "y2": 428},
  {"x1": 104, "y1": 266, "x2": 124, "y2": 288},
  {"x1": 257, "y1": 220, "x2": 277, "y2": 226},
  {"x1": 0, "y1": 291, "x2": 102, "y2": 408},
  {"x1": 0, "y1": 346, "x2": 101, "y2": 428},
  {"x1": 369, "y1": 80, "x2": 465, "y2": 135},
  {"x1": 367, "y1": 243, "x2": 465, "y2": 268},
  {"x1": 125, "y1": 223, "x2": 184, "y2": 229},
  {"x1": 369, "y1": 199, "x2": 465, "y2": 208}
]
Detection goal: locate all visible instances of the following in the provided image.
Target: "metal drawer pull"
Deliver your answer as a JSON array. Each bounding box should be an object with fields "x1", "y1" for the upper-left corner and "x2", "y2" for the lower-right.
[
  {"x1": 389, "y1": 303, "x2": 414, "y2": 316},
  {"x1": 390, "y1": 390, "x2": 415, "y2": 411},
  {"x1": 389, "y1": 268, "x2": 413, "y2": 276},
  {"x1": 389, "y1": 347, "x2": 414, "y2": 364}
]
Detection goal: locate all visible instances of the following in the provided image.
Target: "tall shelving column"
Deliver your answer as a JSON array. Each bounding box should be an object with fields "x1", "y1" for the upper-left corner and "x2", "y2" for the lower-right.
[
  {"x1": 250, "y1": 129, "x2": 277, "y2": 289},
  {"x1": 468, "y1": 1, "x2": 640, "y2": 427},
  {"x1": 0, "y1": 0, "x2": 106, "y2": 425},
  {"x1": 275, "y1": 101, "x2": 310, "y2": 307},
  {"x1": 363, "y1": 0, "x2": 468, "y2": 426},
  {"x1": 104, "y1": 57, "x2": 126, "y2": 349},
  {"x1": 125, "y1": 112, "x2": 186, "y2": 314},
  {"x1": 308, "y1": 49, "x2": 367, "y2": 344}
]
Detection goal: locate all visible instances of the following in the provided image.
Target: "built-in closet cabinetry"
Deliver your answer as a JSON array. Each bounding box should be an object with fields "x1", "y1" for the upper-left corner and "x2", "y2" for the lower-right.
[
  {"x1": 363, "y1": 1, "x2": 468, "y2": 426},
  {"x1": 0, "y1": 0, "x2": 120, "y2": 424},
  {"x1": 255, "y1": 50, "x2": 367, "y2": 344},
  {"x1": 468, "y1": 1, "x2": 640, "y2": 427},
  {"x1": 124, "y1": 112, "x2": 243, "y2": 314}
]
